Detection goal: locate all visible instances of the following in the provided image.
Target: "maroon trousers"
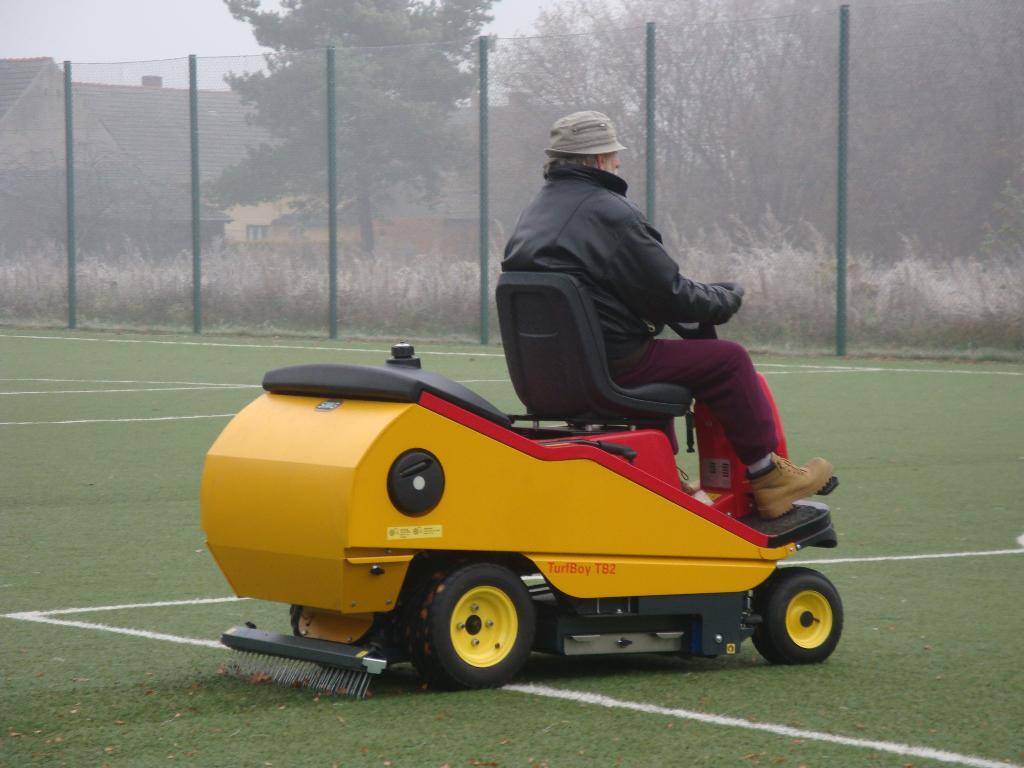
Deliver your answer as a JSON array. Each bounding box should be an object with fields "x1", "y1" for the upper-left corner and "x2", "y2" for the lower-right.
[{"x1": 614, "y1": 339, "x2": 778, "y2": 465}]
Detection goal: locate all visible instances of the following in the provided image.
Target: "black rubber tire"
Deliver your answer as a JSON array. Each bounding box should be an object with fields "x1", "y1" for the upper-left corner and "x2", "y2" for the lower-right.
[
  {"x1": 752, "y1": 567, "x2": 843, "y2": 664},
  {"x1": 405, "y1": 563, "x2": 535, "y2": 690}
]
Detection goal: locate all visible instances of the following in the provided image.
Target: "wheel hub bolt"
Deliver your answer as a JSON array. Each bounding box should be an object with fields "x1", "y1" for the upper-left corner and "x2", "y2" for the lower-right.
[
  {"x1": 470, "y1": 603, "x2": 479, "y2": 612},
  {"x1": 456, "y1": 622, "x2": 465, "y2": 630},
  {"x1": 471, "y1": 638, "x2": 480, "y2": 646},
  {"x1": 485, "y1": 620, "x2": 494, "y2": 628}
]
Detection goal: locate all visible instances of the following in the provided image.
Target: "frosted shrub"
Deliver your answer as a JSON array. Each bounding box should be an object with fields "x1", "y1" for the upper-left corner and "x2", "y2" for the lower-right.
[{"x1": 1, "y1": 235, "x2": 1020, "y2": 356}]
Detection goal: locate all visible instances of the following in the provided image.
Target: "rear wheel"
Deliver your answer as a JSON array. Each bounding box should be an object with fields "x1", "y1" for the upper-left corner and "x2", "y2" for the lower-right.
[
  {"x1": 752, "y1": 567, "x2": 842, "y2": 664},
  {"x1": 405, "y1": 563, "x2": 535, "y2": 689}
]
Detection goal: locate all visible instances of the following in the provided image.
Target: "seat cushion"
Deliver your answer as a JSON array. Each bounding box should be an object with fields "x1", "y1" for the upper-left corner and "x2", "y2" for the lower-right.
[{"x1": 615, "y1": 381, "x2": 692, "y2": 408}]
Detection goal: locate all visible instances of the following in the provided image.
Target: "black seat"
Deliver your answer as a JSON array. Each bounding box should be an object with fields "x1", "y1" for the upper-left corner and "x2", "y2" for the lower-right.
[{"x1": 496, "y1": 271, "x2": 691, "y2": 422}]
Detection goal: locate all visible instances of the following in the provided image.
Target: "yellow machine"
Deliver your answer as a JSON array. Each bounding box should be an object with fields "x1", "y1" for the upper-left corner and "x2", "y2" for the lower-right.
[{"x1": 201, "y1": 273, "x2": 842, "y2": 695}]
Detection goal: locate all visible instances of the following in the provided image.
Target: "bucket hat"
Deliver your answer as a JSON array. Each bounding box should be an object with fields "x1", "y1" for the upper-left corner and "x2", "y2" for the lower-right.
[{"x1": 545, "y1": 110, "x2": 627, "y2": 157}]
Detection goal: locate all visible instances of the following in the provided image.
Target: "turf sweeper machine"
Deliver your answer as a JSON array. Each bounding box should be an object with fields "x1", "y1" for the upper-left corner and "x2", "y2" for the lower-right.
[{"x1": 201, "y1": 272, "x2": 842, "y2": 698}]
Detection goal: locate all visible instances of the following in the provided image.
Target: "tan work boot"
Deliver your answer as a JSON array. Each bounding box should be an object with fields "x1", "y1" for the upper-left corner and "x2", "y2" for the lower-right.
[{"x1": 748, "y1": 453, "x2": 835, "y2": 520}]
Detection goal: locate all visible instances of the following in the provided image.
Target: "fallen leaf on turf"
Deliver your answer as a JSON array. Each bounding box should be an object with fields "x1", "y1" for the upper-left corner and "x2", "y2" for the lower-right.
[
  {"x1": 249, "y1": 673, "x2": 272, "y2": 685},
  {"x1": 498, "y1": 738, "x2": 510, "y2": 745},
  {"x1": 468, "y1": 760, "x2": 498, "y2": 766},
  {"x1": 72, "y1": 677, "x2": 90, "y2": 683},
  {"x1": 104, "y1": 745, "x2": 115, "y2": 753}
]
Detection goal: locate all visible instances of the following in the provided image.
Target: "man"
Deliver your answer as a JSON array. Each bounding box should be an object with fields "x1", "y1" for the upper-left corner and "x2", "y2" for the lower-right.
[{"x1": 502, "y1": 110, "x2": 835, "y2": 520}]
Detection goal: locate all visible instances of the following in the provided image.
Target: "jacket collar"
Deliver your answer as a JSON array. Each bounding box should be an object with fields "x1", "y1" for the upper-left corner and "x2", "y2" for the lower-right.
[{"x1": 546, "y1": 163, "x2": 629, "y2": 197}]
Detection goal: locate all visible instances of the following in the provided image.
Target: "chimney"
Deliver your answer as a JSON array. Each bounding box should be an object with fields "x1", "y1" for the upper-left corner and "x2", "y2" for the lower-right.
[{"x1": 141, "y1": 75, "x2": 163, "y2": 88}]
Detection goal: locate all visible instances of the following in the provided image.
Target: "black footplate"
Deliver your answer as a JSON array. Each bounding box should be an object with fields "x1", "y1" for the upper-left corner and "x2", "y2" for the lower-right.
[
  {"x1": 741, "y1": 502, "x2": 837, "y2": 549},
  {"x1": 817, "y1": 476, "x2": 839, "y2": 495}
]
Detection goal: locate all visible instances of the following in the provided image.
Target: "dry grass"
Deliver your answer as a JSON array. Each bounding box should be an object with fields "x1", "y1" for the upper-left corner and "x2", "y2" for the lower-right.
[{"x1": 1, "y1": 237, "x2": 1020, "y2": 357}]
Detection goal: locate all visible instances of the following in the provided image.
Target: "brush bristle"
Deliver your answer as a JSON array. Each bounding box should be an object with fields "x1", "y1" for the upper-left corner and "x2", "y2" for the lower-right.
[{"x1": 224, "y1": 650, "x2": 373, "y2": 698}]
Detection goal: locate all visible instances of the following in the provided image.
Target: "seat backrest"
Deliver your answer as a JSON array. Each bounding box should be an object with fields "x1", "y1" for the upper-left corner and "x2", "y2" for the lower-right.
[{"x1": 496, "y1": 271, "x2": 690, "y2": 420}]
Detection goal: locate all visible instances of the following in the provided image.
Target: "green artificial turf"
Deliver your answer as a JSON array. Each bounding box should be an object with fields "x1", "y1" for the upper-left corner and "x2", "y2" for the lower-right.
[{"x1": 1, "y1": 329, "x2": 1022, "y2": 767}]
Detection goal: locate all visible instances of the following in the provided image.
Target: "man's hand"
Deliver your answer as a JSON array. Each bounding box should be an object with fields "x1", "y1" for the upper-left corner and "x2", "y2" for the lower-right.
[
  {"x1": 711, "y1": 281, "x2": 745, "y2": 300},
  {"x1": 708, "y1": 281, "x2": 744, "y2": 321}
]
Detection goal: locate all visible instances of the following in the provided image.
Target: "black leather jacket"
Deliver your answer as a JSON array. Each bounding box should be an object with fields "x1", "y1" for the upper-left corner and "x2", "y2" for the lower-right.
[{"x1": 502, "y1": 164, "x2": 741, "y2": 363}]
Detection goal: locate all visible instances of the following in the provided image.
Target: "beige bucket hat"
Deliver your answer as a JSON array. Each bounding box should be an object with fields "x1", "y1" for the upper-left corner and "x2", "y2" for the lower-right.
[{"x1": 545, "y1": 110, "x2": 627, "y2": 157}]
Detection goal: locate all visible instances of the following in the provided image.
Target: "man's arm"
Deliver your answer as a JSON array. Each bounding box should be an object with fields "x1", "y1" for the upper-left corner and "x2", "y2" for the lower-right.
[{"x1": 609, "y1": 218, "x2": 742, "y2": 325}]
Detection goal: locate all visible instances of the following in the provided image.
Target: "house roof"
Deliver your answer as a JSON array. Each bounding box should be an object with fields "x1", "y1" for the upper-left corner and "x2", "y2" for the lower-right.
[
  {"x1": 71, "y1": 80, "x2": 269, "y2": 187},
  {"x1": 0, "y1": 58, "x2": 51, "y2": 122}
]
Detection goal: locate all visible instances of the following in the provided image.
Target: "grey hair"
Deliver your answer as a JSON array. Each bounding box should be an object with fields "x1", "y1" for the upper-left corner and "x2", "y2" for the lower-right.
[{"x1": 543, "y1": 153, "x2": 601, "y2": 177}]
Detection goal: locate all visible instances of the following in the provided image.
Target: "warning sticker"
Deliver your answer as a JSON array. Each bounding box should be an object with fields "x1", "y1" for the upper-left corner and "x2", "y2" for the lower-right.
[{"x1": 386, "y1": 524, "x2": 443, "y2": 541}]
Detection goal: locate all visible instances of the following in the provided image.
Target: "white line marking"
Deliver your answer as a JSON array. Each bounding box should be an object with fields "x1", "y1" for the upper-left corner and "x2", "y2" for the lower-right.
[
  {"x1": 6, "y1": 333, "x2": 1020, "y2": 375},
  {"x1": 0, "y1": 332, "x2": 506, "y2": 358},
  {"x1": 503, "y1": 684, "x2": 1020, "y2": 768},
  {"x1": 755, "y1": 362, "x2": 1023, "y2": 377},
  {"x1": 2, "y1": 597, "x2": 249, "y2": 648},
  {"x1": 22, "y1": 596, "x2": 249, "y2": 616},
  {"x1": 0, "y1": 386, "x2": 254, "y2": 396},
  {"x1": 0, "y1": 377, "x2": 250, "y2": 387},
  {"x1": 795, "y1": 548, "x2": 1024, "y2": 565},
  {"x1": 0, "y1": 413, "x2": 235, "y2": 426},
  {"x1": 5, "y1": 612, "x2": 222, "y2": 648}
]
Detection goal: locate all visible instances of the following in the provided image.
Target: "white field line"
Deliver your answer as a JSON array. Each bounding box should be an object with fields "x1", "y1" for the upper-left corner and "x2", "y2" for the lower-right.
[
  {"x1": 5, "y1": 614, "x2": 223, "y2": 649},
  {"x1": 795, "y1": 549, "x2": 1024, "y2": 565},
  {"x1": 0, "y1": 332, "x2": 507, "y2": 358},
  {"x1": 4, "y1": 333, "x2": 1022, "y2": 376},
  {"x1": 4, "y1": 542, "x2": 1022, "y2": 768},
  {"x1": 3, "y1": 597, "x2": 248, "y2": 649},
  {"x1": 0, "y1": 413, "x2": 235, "y2": 426},
  {"x1": 0, "y1": 386, "x2": 254, "y2": 396},
  {"x1": 0, "y1": 377, "x2": 251, "y2": 387},
  {"x1": 24, "y1": 596, "x2": 249, "y2": 615},
  {"x1": 756, "y1": 362, "x2": 1023, "y2": 377},
  {"x1": 503, "y1": 684, "x2": 1020, "y2": 768}
]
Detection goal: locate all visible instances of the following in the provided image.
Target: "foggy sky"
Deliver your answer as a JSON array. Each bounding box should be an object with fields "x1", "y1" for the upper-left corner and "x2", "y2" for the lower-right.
[{"x1": 0, "y1": 0, "x2": 554, "y2": 63}]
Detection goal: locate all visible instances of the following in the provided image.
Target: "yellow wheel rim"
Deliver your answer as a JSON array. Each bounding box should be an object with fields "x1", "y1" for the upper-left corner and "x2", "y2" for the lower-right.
[
  {"x1": 785, "y1": 590, "x2": 833, "y2": 649},
  {"x1": 449, "y1": 585, "x2": 518, "y2": 668}
]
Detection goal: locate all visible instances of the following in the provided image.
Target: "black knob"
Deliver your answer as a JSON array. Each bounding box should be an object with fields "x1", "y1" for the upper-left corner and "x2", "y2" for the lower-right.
[{"x1": 386, "y1": 341, "x2": 421, "y2": 368}]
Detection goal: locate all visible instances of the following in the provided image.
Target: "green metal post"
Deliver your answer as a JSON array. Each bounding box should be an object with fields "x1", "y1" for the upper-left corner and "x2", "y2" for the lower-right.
[
  {"x1": 645, "y1": 22, "x2": 656, "y2": 224},
  {"x1": 63, "y1": 61, "x2": 76, "y2": 329},
  {"x1": 478, "y1": 35, "x2": 490, "y2": 345},
  {"x1": 327, "y1": 46, "x2": 338, "y2": 339},
  {"x1": 835, "y1": 5, "x2": 850, "y2": 356},
  {"x1": 189, "y1": 55, "x2": 202, "y2": 334}
]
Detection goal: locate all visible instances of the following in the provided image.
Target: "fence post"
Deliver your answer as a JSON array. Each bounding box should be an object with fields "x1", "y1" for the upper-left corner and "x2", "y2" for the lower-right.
[
  {"x1": 645, "y1": 22, "x2": 656, "y2": 225},
  {"x1": 63, "y1": 61, "x2": 77, "y2": 330},
  {"x1": 189, "y1": 55, "x2": 202, "y2": 334},
  {"x1": 478, "y1": 35, "x2": 490, "y2": 345},
  {"x1": 327, "y1": 46, "x2": 339, "y2": 339},
  {"x1": 836, "y1": 5, "x2": 850, "y2": 356}
]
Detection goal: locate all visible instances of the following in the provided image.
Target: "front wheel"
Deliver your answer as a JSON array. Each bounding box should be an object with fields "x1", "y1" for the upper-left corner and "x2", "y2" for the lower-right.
[
  {"x1": 405, "y1": 563, "x2": 535, "y2": 690},
  {"x1": 752, "y1": 567, "x2": 843, "y2": 664}
]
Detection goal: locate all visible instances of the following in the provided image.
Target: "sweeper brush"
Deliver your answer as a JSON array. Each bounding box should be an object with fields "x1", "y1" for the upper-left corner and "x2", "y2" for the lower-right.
[
  {"x1": 200, "y1": 272, "x2": 842, "y2": 695},
  {"x1": 220, "y1": 626, "x2": 386, "y2": 698}
]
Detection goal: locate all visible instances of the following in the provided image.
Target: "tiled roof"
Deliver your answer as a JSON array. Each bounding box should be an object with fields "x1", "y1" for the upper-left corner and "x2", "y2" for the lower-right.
[
  {"x1": 0, "y1": 58, "x2": 52, "y2": 121},
  {"x1": 70, "y1": 82, "x2": 268, "y2": 186}
]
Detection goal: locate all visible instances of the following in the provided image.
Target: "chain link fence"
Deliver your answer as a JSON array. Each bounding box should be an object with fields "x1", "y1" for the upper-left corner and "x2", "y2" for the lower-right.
[{"x1": 1, "y1": 2, "x2": 1021, "y2": 355}]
